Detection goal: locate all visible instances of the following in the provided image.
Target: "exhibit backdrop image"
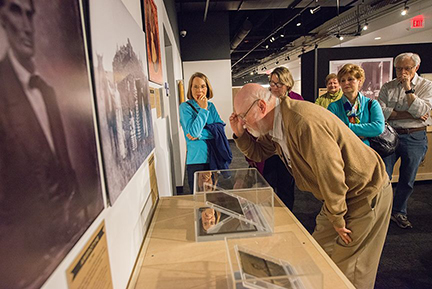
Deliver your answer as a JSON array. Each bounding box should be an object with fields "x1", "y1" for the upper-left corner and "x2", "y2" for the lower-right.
[
  {"x1": 90, "y1": 0, "x2": 155, "y2": 204},
  {"x1": 0, "y1": 0, "x2": 104, "y2": 288},
  {"x1": 329, "y1": 58, "x2": 393, "y2": 100},
  {"x1": 143, "y1": 0, "x2": 163, "y2": 84}
]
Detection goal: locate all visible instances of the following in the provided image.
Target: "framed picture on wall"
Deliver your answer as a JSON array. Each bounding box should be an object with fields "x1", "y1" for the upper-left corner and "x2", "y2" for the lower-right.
[
  {"x1": 177, "y1": 80, "x2": 185, "y2": 104},
  {"x1": 329, "y1": 58, "x2": 393, "y2": 100},
  {"x1": 0, "y1": 0, "x2": 104, "y2": 287},
  {"x1": 90, "y1": 0, "x2": 155, "y2": 204},
  {"x1": 143, "y1": 0, "x2": 163, "y2": 85}
]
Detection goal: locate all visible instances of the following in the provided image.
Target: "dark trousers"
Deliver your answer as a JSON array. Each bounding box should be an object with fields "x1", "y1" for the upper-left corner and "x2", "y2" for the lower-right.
[
  {"x1": 263, "y1": 155, "x2": 295, "y2": 210},
  {"x1": 185, "y1": 163, "x2": 210, "y2": 195}
]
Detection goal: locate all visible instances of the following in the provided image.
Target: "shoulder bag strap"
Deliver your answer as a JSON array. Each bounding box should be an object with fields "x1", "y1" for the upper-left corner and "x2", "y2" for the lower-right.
[{"x1": 186, "y1": 101, "x2": 199, "y2": 114}]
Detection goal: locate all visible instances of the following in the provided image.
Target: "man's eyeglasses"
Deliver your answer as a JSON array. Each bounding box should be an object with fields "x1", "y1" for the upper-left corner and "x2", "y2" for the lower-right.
[
  {"x1": 237, "y1": 99, "x2": 259, "y2": 121},
  {"x1": 395, "y1": 66, "x2": 415, "y2": 72},
  {"x1": 269, "y1": 81, "x2": 284, "y2": 88}
]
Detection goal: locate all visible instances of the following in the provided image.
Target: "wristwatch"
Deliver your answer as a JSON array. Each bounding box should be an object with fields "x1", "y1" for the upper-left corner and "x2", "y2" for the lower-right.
[{"x1": 405, "y1": 88, "x2": 415, "y2": 94}]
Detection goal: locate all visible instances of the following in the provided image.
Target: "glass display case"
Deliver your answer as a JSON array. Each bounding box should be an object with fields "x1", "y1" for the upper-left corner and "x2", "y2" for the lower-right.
[
  {"x1": 225, "y1": 232, "x2": 323, "y2": 289},
  {"x1": 193, "y1": 168, "x2": 274, "y2": 242}
]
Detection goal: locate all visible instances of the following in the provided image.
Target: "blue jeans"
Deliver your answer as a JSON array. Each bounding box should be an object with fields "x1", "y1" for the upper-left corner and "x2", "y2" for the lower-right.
[
  {"x1": 383, "y1": 130, "x2": 428, "y2": 215},
  {"x1": 185, "y1": 163, "x2": 209, "y2": 195}
]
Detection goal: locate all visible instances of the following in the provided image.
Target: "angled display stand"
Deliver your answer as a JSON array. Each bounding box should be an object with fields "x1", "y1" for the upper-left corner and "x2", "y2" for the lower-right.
[
  {"x1": 226, "y1": 232, "x2": 322, "y2": 289},
  {"x1": 193, "y1": 169, "x2": 274, "y2": 242}
]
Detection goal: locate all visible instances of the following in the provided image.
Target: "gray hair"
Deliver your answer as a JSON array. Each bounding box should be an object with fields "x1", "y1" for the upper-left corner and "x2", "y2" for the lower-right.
[{"x1": 394, "y1": 52, "x2": 421, "y2": 67}]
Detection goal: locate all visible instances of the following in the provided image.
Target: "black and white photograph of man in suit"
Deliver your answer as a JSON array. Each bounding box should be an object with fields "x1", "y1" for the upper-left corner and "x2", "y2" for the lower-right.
[{"x1": 0, "y1": 0, "x2": 104, "y2": 288}]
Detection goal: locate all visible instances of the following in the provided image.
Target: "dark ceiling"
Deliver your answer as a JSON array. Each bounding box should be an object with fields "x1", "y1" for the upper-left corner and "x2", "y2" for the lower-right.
[{"x1": 175, "y1": 0, "x2": 406, "y2": 83}]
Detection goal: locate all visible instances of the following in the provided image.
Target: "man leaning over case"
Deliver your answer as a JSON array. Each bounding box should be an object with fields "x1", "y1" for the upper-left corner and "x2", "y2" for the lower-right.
[{"x1": 230, "y1": 83, "x2": 392, "y2": 289}]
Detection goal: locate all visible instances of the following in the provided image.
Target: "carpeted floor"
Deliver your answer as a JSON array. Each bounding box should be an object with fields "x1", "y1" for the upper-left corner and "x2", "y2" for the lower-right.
[{"x1": 183, "y1": 141, "x2": 432, "y2": 289}]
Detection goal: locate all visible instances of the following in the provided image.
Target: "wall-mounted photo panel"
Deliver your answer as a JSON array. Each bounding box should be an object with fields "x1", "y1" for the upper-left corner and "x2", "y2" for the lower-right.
[
  {"x1": 329, "y1": 58, "x2": 393, "y2": 100},
  {"x1": 90, "y1": 0, "x2": 155, "y2": 204},
  {"x1": 0, "y1": 0, "x2": 104, "y2": 288},
  {"x1": 143, "y1": 0, "x2": 163, "y2": 84}
]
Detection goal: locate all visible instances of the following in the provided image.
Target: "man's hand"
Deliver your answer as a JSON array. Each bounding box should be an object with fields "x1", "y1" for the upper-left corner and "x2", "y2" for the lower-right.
[
  {"x1": 333, "y1": 225, "x2": 352, "y2": 244},
  {"x1": 196, "y1": 95, "x2": 208, "y2": 110},
  {"x1": 186, "y1": 133, "x2": 198, "y2": 141},
  {"x1": 399, "y1": 74, "x2": 411, "y2": 91},
  {"x1": 420, "y1": 112, "x2": 430, "y2": 121},
  {"x1": 229, "y1": 112, "x2": 245, "y2": 138}
]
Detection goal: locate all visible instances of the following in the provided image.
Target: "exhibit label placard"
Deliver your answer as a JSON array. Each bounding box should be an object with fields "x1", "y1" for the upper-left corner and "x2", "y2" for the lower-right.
[{"x1": 66, "y1": 221, "x2": 113, "y2": 289}]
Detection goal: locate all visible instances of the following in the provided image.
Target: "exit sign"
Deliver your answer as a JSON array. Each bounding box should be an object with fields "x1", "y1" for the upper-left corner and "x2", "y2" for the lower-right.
[{"x1": 411, "y1": 15, "x2": 424, "y2": 28}]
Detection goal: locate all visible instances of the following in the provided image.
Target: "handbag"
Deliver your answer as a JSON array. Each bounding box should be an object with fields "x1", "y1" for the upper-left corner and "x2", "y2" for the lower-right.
[{"x1": 367, "y1": 100, "x2": 399, "y2": 158}]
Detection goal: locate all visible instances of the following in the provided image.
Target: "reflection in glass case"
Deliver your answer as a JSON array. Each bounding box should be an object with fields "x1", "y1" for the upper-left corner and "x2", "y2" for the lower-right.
[
  {"x1": 194, "y1": 168, "x2": 274, "y2": 242},
  {"x1": 226, "y1": 233, "x2": 323, "y2": 289}
]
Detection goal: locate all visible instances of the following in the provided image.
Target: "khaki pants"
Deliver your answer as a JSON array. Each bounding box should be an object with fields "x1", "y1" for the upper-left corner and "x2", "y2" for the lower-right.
[{"x1": 312, "y1": 181, "x2": 393, "y2": 289}]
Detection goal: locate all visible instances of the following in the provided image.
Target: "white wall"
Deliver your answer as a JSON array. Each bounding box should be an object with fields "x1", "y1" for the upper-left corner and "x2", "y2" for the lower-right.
[
  {"x1": 41, "y1": 0, "x2": 182, "y2": 288},
  {"x1": 183, "y1": 60, "x2": 234, "y2": 138}
]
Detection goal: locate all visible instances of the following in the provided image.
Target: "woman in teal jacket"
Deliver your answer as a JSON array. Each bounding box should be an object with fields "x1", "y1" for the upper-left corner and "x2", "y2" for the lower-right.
[
  {"x1": 179, "y1": 72, "x2": 224, "y2": 193},
  {"x1": 328, "y1": 64, "x2": 385, "y2": 146}
]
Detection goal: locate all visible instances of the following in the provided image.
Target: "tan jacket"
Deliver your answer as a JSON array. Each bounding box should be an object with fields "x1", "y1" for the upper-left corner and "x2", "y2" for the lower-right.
[{"x1": 235, "y1": 97, "x2": 388, "y2": 228}]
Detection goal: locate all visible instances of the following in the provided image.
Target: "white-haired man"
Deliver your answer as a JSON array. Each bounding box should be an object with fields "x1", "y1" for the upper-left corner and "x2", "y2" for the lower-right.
[
  {"x1": 378, "y1": 52, "x2": 432, "y2": 229},
  {"x1": 230, "y1": 83, "x2": 392, "y2": 289}
]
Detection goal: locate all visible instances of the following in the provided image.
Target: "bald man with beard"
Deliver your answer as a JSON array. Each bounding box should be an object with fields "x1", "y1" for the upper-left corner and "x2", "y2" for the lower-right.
[{"x1": 230, "y1": 83, "x2": 392, "y2": 289}]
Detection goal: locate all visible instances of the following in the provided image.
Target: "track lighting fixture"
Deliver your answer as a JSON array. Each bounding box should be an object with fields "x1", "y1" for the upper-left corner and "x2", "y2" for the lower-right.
[
  {"x1": 336, "y1": 34, "x2": 344, "y2": 40},
  {"x1": 363, "y1": 21, "x2": 368, "y2": 31},
  {"x1": 310, "y1": 5, "x2": 321, "y2": 14},
  {"x1": 296, "y1": 22, "x2": 301, "y2": 27},
  {"x1": 280, "y1": 34, "x2": 284, "y2": 37},
  {"x1": 401, "y1": 2, "x2": 409, "y2": 16}
]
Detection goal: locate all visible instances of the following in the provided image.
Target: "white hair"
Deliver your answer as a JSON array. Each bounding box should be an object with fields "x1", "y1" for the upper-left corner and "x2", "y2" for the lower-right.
[{"x1": 395, "y1": 52, "x2": 421, "y2": 67}]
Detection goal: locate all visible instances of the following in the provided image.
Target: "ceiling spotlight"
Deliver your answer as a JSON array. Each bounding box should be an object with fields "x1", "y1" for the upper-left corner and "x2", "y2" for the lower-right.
[
  {"x1": 265, "y1": 44, "x2": 269, "y2": 49},
  {"x1": 374, "y1": 37, "x2": 381, "y2": 40},
  {"x1": 280, "y1": 34, "x2": 284, "y2": 37},
  {"x1": 401, "y1": 3, "x2": 409, "y2": 16},
  {"x1": 269, "y1": 38, "x2": 274, "y2": 43},
  {"x1": 336, "y1": 34, "x2": 344, "y2": 40},
  {"x1": 250, "y1": 71, "x2": 254, "y2": 75},
  {"x1": 296, "y1": 22, "x2": 301, "y2": 27},
  {"x1": 310, "y1": 5, "x2": 321, "y2": 14},
  {"x1": 363, "y1": 22, "x2": 368, "y2": 31}
]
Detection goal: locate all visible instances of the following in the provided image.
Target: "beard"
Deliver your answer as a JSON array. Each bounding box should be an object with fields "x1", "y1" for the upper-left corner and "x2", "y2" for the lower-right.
[
  {"x1": 247, "y1": 127, "x2": 262, "y2": 138},
  {"x1": 245, "y1": 120, "x2": 267, "y2": 138}
]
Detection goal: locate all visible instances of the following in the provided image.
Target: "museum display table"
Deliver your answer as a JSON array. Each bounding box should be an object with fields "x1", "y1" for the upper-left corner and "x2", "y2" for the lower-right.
[{"x1": 128, "y1": 195, "x2": 355, "y2": 289}]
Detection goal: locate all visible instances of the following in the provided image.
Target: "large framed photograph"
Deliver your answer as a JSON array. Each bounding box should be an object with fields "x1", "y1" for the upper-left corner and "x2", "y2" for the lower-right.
[
  {"x1": 329, "y1": 58, "x2": 393, "y2": 100},
  {"x1": 143, "y1": 0, "x2": 163, "y2": 84},
  {"x1": 90, "y1": 0, "x2": 155, "y2": 204},
  {"x1": 0, "y1": 0, "x2": 104, "y2": 288}
]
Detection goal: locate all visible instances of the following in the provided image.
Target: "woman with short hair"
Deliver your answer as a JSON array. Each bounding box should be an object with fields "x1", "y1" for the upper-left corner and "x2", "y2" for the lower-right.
[
  {"x1": 328, "y1": 64, "x2": 385, "y2": 146},
  {"x1": 315, "y1": 73, "x2": 343, "y2": 108}
]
